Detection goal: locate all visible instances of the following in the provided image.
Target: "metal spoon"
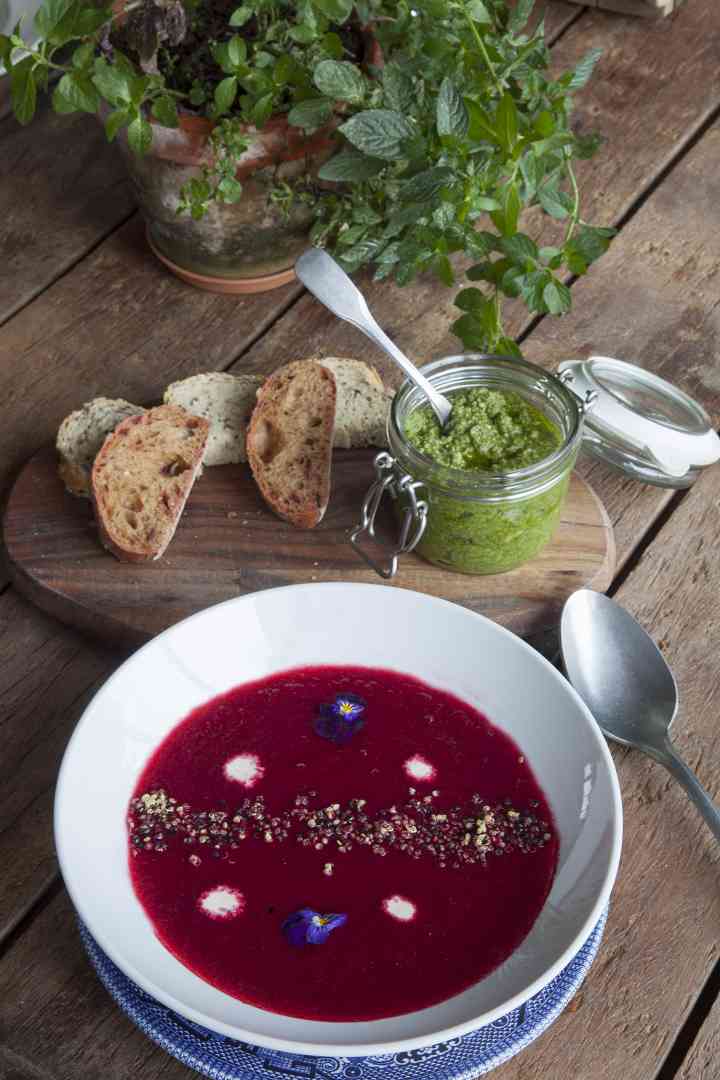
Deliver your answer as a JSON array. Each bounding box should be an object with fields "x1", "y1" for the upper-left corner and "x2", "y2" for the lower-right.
[
  {"x1": 561, "y1": 589, "x2": 720, "y2": 841},
  {"x1": 295, "y1": 248, "x2": 453, "y2": 428}
]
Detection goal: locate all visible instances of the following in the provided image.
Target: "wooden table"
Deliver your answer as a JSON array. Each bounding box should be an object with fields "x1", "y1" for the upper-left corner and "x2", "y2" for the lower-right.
[{"x1": 2, "y1": 3, "x2": 720, "y2": 1077}]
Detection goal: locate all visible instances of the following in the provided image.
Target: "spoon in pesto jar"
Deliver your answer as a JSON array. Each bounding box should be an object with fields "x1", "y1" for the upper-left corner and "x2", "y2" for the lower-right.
[{"x1": 295, "y1": 248, "x2": 453, "y2": 429}]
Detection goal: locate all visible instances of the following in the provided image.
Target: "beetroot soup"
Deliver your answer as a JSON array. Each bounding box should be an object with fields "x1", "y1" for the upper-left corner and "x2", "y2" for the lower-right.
[{"x1": 128, "y1": 666, "x2": 558, "y2": 1021}]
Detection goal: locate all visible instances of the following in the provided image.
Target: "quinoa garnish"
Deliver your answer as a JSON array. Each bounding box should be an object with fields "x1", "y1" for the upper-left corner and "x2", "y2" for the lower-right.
[{"x1": 128, "y1": 788, "x2": 552, "y2": 868}]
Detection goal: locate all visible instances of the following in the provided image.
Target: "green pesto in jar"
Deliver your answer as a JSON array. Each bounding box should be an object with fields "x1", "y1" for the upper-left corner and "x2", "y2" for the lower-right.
[
  {"x1": 404, "y1": 388, "x2": 562, "y2": 472},
  {"x1": 398, "y1": 388, "x2": 572, "y2": 575}
]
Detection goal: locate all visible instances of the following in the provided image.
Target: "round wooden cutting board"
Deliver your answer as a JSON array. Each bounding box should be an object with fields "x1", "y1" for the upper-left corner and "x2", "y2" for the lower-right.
[{"x1": 2, "y1": 446, "x2": 615, "y2": 647}]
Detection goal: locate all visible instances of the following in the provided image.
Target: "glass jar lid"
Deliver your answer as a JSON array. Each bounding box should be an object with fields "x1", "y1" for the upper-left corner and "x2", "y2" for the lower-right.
[{"x1": 558, "y1": 356, "x2": 720, "y2": 488}]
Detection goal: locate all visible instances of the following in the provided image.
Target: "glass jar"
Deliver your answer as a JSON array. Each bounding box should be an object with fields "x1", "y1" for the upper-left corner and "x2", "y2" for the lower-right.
[{"x1": 353, "y1": 354, "x2": 590, "y2": 577}]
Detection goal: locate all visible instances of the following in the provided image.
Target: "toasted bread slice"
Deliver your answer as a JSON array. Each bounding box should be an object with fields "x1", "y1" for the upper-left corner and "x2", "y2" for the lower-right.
[
  {"x1": 164, "y1": 372, "x2": 262, "y2": 465},
  {"x1": 91, "y1": 405, "x2": 209, "y2": 562},
  {"x1": 319, "y1": 357, "x2": 392, "y2": 449},
  {"x1": 246, "y1": 360, "x2": 336, "y2": 529},
  {"x1": 57, "y1": 397, "x2": 145, "y2": 497}
]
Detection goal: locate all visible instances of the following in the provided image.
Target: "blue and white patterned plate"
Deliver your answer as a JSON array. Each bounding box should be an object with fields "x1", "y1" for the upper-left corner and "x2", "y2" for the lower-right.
[{"x1": 79, "y1": 908, "x2": 606, "y2": 1080}]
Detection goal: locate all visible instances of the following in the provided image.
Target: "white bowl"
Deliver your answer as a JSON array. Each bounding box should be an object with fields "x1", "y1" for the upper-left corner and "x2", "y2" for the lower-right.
[{"x1": 55, "y1": 583, "x2": 622, "y2": 1057}]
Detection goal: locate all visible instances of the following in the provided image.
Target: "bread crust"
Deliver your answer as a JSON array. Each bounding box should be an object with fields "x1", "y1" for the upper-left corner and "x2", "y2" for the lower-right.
[
  {"x1": 246, "y1": 361, "x2": 336, "y2": 529},
  {"x1": 91, "y1": 405, "x2": 209, "y2": 562}
]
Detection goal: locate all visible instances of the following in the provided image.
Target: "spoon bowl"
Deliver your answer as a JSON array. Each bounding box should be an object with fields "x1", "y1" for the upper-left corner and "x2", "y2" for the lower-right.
[{"x1": 561, "y1": 589, "x2": 720, "y2": 842}]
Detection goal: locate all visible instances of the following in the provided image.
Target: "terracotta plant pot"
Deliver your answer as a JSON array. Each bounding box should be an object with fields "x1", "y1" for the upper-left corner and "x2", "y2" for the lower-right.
[{"x1": 116, "y1": 111, "x2": 337, "y2": 293}]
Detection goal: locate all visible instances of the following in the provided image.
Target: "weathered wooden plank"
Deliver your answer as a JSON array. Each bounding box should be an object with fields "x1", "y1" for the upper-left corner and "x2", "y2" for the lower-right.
[
  {"x1": 0, "y1": 588, "x2": 116, "y2": 941},
  {"x1": 493, "y1": 433, "x2": 720, "y2": 1079},
  {"x1": 0, "y1": 108, "x2": 136, "y2": 326},
  {"x1": 676, "y1": 992, "x2": 720, "y2": 1079},
  {"x1": 0, "y1": 214, "x2": 302, "y2": 504},
  {"x1": 0, "y1": 890, "x2": 189, "y2": 1079}
]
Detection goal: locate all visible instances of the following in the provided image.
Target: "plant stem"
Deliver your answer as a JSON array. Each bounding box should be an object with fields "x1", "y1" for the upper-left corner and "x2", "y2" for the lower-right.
[
  {"x1": 462, "y1": 8, "x2": 505, "y2": 98},
  {"x1": 24, "y1": 48, "x2": 70, "y2": 72},
  {"x1": 564, "y1": 154, "x2": 580, "y2": 243}
]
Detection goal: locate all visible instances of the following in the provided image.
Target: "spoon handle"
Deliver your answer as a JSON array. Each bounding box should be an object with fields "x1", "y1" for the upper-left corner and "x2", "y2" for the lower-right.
[
  {"x1": 295, "y1": 249, "x2": 452, "y2": 427},
  {"x1": 659, "y1": 740, "x2": 720, "y2": 842}
]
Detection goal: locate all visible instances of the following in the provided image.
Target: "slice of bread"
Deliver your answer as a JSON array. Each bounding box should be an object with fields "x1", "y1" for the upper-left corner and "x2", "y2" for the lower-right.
[
  {"x1": 91, "y1": 405, "x2": 210, "y2": 562},
  {"x1": 57, "y1": 397, "x2": 146, "y2": 497},
  {"x1": 246, "y1": 360, "x2": 336, "y2": 529},
  {"x1": 164, "y1": 372, "x2": 262, "y2": 465},
  {"x1": 319, "y1": 357, "x2": 393, "y2": 449}
]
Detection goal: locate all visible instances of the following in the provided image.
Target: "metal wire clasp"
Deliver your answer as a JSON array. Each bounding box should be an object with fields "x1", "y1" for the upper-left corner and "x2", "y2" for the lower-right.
[
  {"x1": 350, "y1": 452, "x2": 428, "y2": 579},
  {"x1": 559, "y1": 368, "x2": 598, "y2": 413}
]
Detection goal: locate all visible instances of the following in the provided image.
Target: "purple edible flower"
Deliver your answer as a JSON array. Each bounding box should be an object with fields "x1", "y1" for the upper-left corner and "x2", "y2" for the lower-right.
[
  {"x1": 282, "y1": 908, "x2": 348, "y2": 947},
  {"x1": 314, "y1": 692, "x2": 366, "y2": 745}
]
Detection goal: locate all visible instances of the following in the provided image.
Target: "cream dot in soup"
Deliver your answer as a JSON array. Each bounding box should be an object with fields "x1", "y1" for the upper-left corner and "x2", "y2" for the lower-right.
[
  {"x1": 199, "y1": 886, "x2": 245, "y2": 920},
  {"x1": 383, "y1": 895, "x2": 417, "y2": 922},
  {"x1": 224, "y1": 753, "x2": 264, "y2": 787},
  {"x1": 404, "y1": 754, "x2": 436, "y2": 782}
]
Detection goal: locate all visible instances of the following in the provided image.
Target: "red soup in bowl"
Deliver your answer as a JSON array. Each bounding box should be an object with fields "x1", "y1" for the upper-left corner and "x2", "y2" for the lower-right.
[{"x1": 128, "y1": 665, "x2": 557, "y2": 1021}]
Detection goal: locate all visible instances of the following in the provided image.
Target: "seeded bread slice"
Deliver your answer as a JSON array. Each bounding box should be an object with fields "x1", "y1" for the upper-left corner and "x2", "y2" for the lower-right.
[
  {"x1": 246, "y1": 360, "x2": 336, "y2": 529},
  {"x1": 91, "y1": 405, "x2": 210, "y2": 562},
  {"x1": 319, "y1": 357, "x2": 393, "y2": 449},
  {"x1": 57, "y1": 397, "x2": 146, "y2": 497},
  {"x1": 164, "y1": 372, "x2": 263, "y2": 465}
]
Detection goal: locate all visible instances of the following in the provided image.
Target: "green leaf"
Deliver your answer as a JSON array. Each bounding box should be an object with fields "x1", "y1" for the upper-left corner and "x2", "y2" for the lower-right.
[
  {"x1": 104, "y1": 106, "x2": 131, "y2": 141},
  {"x1": 321, "y1": 32, "x2": 344, "y2": 58},
  {"x1": 436, "y1": 77, "x2": 468, "y2": 138},
  {"x1": 314, "y1": 59, "x2": 364, "y2": 104},
  {"x1": 500, "y1": 233, "x2": 538, "y2": 263},
  {"x1": 537, "y1": 184, "x2": 573, "y2": 219},
  {"x1": 67, "y1": 5, "x2": 107, "y2": 36},
  {"x1": 383, "y1": 63, "x2": 413, "y2": 113},
  {"x1": 566, "y1": 224, "x2": 615, "y2": 264},
  {"x1": 317, "y1": 149, "x2": 385, "y2": 181},
  {"x1": 533, "y1": 110, "x2": 554, "y2": 138},
  {"x1": 465, "y1": 99, "x2": 499, "y2": 145},
  {"x1": 543, "y1": 279, "x2": 572, "y2": 315},
  {"x1": 152, "y1": 94, "x2": 178, "y2": 128},
  {"x1": 508, "y1": 0, "x2": 535, "y2": 33},
  {"x1": 568, "y1": 47, "x2": 602, "y2": 90},
  {"x1": 227, "y1": 35, "x2": 247, "y2": 68},
  {"x1": 10, "y1": 57, "x2": 37, "y2": 124},
  {"x1": 56, "y1": 71, "x2": 100, "y2": 114},
  {"x1": 496, "y1": 336, "x2": 523, "y2": 359},
  {"x1": 251, "y1": 92, "x2": 274, "y2": 126},
  {"x1": 229, "y1": 4, "x2": 253, "y2": 26},
  {"x1": 455, "y1": 286, "x2": 485, "y2": 313},
  {"x1": 0, "y1": 34, "x2": 13, "y2": 71},
  {"x1": 339, "y1": 109, "x2": 413, "y2": 160},
  {"x1": 491, "y1": 182, "x2": 521, "y2": 236},
  {"x1": 313, "y1": 0, "x2": 352, "y2": 22},
  {"x1": 127, "y1": 112, "x2": 152, "y2": 155},
  {"x1": 473, "y1": 195, "x2": 502, "y2": 211},
  {"x1": 402, "y1": 166, "x2": 453, "y2": 201},
  {"x1": 289, "y1": 23, "x2": 315, "y2": 43},
  {"x1": 495, "y1": 93, "x2": 518, "y2": 153},
  {"x1": 93, "y1": 57, "x2": 132, "y2": 105},
  {"x1": 435, "y1": 254, "x2": 454, "y2": 287},
  {"x1": 52, "y1": 85, "x2": 78, "y2": 113},
  {"x1": 34, "y1": 0, "x2": 72, "y2": 39},
  {"x1": 217, "y1": 176, "x2": 243, "y2": 202},
  {"x1": 288, "y1": 97, "x2": 332, "y2": 130},
  {"x1": 466, "y1": 0, "x2": 491, "y2": 22},
  {"x1": 214, "y1": 76, "x2": 238, "y2": 115},
  {"x1": 72, "y1": 42, "x2": 95, "y2": 69}
]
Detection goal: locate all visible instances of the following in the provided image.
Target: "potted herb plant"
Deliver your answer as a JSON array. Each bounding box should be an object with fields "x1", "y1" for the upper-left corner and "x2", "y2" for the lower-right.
[{"x1": 1, "y1": 0, "x2": 613, "y2": 351}]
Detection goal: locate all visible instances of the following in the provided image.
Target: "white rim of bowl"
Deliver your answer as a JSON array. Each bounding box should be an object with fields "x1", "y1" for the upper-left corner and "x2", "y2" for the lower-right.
[{"x1": 54, "y1": 581, "x2": 623, "y2": 1058}]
